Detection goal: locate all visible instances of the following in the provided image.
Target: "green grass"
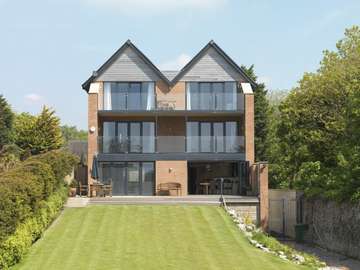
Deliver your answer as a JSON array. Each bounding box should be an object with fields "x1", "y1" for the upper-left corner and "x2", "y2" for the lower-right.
[{"x1": 12, "y1": 205, "x2": 309, "y2": 270}]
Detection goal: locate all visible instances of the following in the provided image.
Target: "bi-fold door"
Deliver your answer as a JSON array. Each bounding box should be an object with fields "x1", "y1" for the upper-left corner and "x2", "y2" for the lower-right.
[{"x1": 100, "y1": 162, "x2": 154, "y2": 196}]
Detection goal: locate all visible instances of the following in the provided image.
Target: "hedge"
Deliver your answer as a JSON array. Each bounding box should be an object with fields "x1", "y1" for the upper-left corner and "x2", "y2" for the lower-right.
[
  {"x1": 0, "y1": 186, "x2": 68, "y2": 269},
  {"x1": 0, "y1": 149, "x2": 78, "y2": 269}
]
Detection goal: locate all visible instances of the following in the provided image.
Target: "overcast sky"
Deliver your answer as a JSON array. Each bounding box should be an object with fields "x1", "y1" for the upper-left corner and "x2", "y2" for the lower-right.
[{"x1": 0, "y1": 0, "x2": 359, "y2": 129}]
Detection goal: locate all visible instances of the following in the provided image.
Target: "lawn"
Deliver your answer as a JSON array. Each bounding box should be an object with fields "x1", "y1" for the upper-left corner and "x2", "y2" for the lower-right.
[{"x1": 12, "y1": 205, "x2": 309, "y2": 270}]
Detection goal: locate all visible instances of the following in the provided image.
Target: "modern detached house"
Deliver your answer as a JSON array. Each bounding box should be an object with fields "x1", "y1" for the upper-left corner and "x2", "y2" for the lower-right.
[{"x1": 82, "y1": 40, "x2": 269, "y2": 227}]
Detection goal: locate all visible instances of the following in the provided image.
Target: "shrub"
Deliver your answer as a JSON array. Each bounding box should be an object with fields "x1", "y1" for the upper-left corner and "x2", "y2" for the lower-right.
[
  {"x1": 0, "y1": 150, "x2": 77, "y2": 244},
  {"x1": 19, "y1": 161, "x2": 56, "y2": 198},
  {"x1": 28, "y1": 150, "x2": 79, "y2": 186},
  {"x1": 0, "y1": 173, "x2": 42, "y2": 241},
  {"x1": 0, "y1": 186, "x2": 67, "y2": 269}
]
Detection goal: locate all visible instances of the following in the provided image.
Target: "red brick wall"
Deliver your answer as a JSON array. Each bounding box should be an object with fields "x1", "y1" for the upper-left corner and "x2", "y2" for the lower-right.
[
  {"x1": 245, "y1": 94, "x2": 255, "y2": 164},
  {"x1": 87, "y1": 93, "x2": 98, "y2": 188},
  {"x1": 155, "y1": 161, "x2": 188, "y2": 196}
]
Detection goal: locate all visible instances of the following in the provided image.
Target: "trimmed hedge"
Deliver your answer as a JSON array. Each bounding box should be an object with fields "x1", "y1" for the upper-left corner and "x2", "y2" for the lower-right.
[
  {"x1": 0, "y1": 149, "x2": 78, "y2": 269},
  {"x1": 0, "y1": 186, "x2": 68, "y2": 269}
]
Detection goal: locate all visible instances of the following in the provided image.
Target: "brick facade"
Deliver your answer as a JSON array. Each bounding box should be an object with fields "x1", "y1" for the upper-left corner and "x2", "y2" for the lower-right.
[
  {"x1": 156, "y1": 81, "x2": 185, "y2": 110},
  {"x1": 258, "y1": 162, "x2": 269, "y2": 230},
  {"x1": 155, "y1": 161, "x2": 188, "y2": 196},
  {"x1": 87, "y1": 93, "x2": 99, "y2": 188},
  {"x1": 245, "y1": 94, "x2": 255, "y2": 164}
]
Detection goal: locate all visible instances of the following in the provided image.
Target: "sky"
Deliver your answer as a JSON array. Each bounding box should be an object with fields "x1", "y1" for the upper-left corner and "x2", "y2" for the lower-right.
[{"x1": 0, "y1": 0, "x2": 359, "y2": 129}]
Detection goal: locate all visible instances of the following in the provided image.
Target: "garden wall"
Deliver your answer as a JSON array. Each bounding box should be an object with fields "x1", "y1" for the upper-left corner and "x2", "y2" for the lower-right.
[{"x1": 303, "y1": 199, "x2": 360, "y2": 260}]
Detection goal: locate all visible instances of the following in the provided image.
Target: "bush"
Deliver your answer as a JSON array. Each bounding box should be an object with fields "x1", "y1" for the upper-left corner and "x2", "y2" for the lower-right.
[
  {"x1": 0, "y1": 172, "x2": 43, "y2": 241},
  {"x1": 0, "y1": 150, "x2": 77, "y2": 244},
  {"x1": 0, "y1": 186, "x2": 67, "y2": 269},
  {"x1": 27, "y1": 150, "x2": 79, "y2": 186}
]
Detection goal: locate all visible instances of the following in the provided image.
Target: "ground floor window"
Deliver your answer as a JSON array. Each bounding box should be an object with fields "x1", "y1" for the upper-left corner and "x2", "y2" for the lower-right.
[
  {"x1": 188, "y1": 162, "x2": 249, "y2": 195},
  {"x1": 99, "y1": 162, "x2": 154, "y2": 195}
]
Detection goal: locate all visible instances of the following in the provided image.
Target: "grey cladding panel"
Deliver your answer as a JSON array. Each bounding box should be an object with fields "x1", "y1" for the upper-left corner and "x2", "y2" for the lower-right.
[
  {"x1": 180, "y1": 47, "x2": 245, "y2": 82},
  {"x1": 96, "y1": 47, "x2": 159, "y2": 82}
]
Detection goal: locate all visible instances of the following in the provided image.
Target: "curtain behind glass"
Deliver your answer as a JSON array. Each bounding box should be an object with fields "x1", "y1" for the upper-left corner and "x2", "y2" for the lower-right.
[
  {"x1": 104, "y1": 83, "x2": 112, "y2": 110},
  {"x1": 224, "y1": 82, "x2": 236, "y2": 110},
  {"x1": 103, "y1": 122, "x2": 116, "y2": 153},
  {"x1": 142, "y1": 82, "x2": 155, "y2": 110}
]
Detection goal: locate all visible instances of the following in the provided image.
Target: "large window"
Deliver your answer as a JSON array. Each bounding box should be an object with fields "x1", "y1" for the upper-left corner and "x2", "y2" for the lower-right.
[
  {"x1": 103, "y1": 82, "x2": 155, "y2": 110},
  {"x1": 100, "y1": 162, "x2": 154, "y2": 196},
  {"x1": 102, "y1": 121, "x2": 155, "y2": 153},
  {"x1": 186, "y1": 121, "x2": 243, "y2": 153},
  {"x1": 186, "y1": 82, "x2": 240, "y2": 111}
]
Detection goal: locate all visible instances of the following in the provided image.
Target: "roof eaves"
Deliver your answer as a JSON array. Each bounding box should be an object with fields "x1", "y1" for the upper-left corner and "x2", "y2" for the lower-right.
[
  {"x1": 82, "y1": 40, "x2": 171, "y2": 92},
  {"x1": 170, "y1": 40, "x2": 258, "y2": 88}
]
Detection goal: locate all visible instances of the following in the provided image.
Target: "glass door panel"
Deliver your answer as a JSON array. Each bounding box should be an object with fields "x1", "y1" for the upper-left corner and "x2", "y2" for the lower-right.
[
  {"x1": 214, "y1": 122, "x2": 224, "y2": 152},
  {"x1": 200, "y1": 122, "x2": 212, "y2": 152},
  {"x1": 127, "y1": 162, "x2": 140, "y2": 195},
  {"x1": 224, "y1": 82, "x2": 237, "y2": 110},
  {"x1": 199, "y1": 83, "x2": 213, "y2": 110},
  {"x1": 142, "y1": 163, "x2": 154, "y2": 195},
  {"x1": 103, "y1": 122, "x2": 116, "y2": 153},
  {"x1": 111, "y1": 83, "x2": 127, "y2": 110},
  {"x1": 213, "y1": 83, "x2": 224, "y2": 110},
  {"x1": 117, "y1": 122, "x2": 128, "y2": 153},
  {"x1": 101, "y1": 163, "x2": 126, "y2": 196},
  {"x1": 130, "y1": 123, "x2": 141, "y2": 153},
  {"x1": 142, "y1": 122, "x2": 155, "y2": 153},
  {"x1": 225, "y1": 121, "x2": 237, "y2": 152},
  {"x1": 128, "y1": 83, "x2": 141, "y2": 110},
  {"x1": 186, "y1": 122, "x2": 199, "y2": 152}
]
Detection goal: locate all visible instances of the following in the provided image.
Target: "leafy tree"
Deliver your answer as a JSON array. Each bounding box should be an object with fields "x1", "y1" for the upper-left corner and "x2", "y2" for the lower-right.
[
  {"x1": 13, "y1": 107, "x2": 63, "y2": 156},
  {"x1": 269, "y1": 26, "x2": 360, "y2": 201},
  {"x1": 61, "y1": 125, "x2": 87, "y2": 143},
  {"x1": 241, "y1": 65, "x2": 270, "y2": 162},
  {"x1": 0, "y1": 95, "x2": 14, "y2": 147}
]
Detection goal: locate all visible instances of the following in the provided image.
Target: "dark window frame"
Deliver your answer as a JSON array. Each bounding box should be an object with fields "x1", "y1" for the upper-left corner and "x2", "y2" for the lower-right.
[
  {"x1": 102, "y1": 121, "x2": 156, "y2": 153},
  {"x1": 186, "y1": 81, "x2": 239, "y2": 111},
  {"x1": 103, "y1": 81, "x2": 155, "y2": 110},
  {"x1": 186, "y1": 120, "x2": 240, "y2": 153},
  {"x1": 99, "y1": 161, "x2": 155, "y2": 196}
]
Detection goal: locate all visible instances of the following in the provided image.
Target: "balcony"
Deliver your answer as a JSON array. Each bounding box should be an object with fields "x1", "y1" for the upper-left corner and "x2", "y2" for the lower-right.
[
  {"x1": 100, "y1": 93, "x2": 244, "y2": 113},
  {"x1": 98, "y1": 136, "x2": 245, "y2": 154}
]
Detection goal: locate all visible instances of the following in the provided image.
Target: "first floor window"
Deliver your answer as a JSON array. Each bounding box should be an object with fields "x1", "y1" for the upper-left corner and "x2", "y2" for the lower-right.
[
  {"x1": 103, "y1": 82, "x2": 155, "y2": 110},
  {"x1": 102, "y1": 121, "x2": 155, "y2": 153},
  {"x1": 186, "y1": 82, "x2": 240, "y2": 111},
  {"x1": 186, "y1": 121, "x2": 242, "y2": 153}
]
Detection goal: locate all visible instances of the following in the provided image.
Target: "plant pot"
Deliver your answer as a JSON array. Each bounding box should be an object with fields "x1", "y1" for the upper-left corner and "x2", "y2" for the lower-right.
[{"x1": 69, "y1": 187, "x2": 77, "y2": 197}]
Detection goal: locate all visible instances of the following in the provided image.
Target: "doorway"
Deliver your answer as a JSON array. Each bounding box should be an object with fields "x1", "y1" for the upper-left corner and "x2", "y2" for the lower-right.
[{"x1": 100, "y1": 162, "x2": 155, "y2": 195}]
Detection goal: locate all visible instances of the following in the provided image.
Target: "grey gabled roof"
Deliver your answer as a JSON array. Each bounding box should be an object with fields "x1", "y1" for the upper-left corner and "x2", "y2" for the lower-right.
[
  {"x1": 171, "y1": 40, "x2": 257, "y2": 87},
  {"x1": 82, "y1": 40, "x2": 257, "y2": 91},
  {"x1": 82, "y1": 40, "x2": 171, "y2": 91}
]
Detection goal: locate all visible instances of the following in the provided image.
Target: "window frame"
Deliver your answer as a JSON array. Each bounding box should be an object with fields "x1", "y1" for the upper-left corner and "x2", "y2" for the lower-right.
[
  {"x1": 186, "y1": 81, "x2": 239, "y2": 111},
  {"x1": 103, "y1": 81, "x2": 155, "y2": 111}
]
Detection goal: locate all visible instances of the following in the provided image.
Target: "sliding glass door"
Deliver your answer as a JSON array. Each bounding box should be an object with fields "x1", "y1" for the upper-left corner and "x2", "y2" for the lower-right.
[
  {"x1": 186, "y1": 121, "x2": 240, "y2": 153},
  {"x1": 186, "y1": 82, "x2": 239, "y2": 111},
  {"x1": 100, "y1": 162, "x2": 154, "y2": 195},
  {"x1": 103, "y1": 82, "x2": 155, "y2": 110},
  {"x1": 102, "y1": 121, "x2": 155, "y2": 153}
]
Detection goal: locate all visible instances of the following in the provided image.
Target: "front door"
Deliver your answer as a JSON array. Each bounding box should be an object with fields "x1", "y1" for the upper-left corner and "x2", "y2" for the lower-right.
[{"x1": 100, "y1": 162, "x2": 154, "y2": 196}]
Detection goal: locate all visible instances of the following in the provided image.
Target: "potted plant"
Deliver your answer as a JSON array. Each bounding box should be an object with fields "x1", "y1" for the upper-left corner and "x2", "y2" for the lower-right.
[{"x1": 69, "y1": 179, "x2": 78, "y2": 197}]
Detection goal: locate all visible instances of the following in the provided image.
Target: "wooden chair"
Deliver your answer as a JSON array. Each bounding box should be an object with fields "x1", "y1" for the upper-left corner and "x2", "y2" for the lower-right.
[
  {"x1": 79, "y1": 182, "x2": 88, "y2": 197},
  {"x1": 157, "y1": 182, "x2": 181, "y2": 196},
  {"x1": 102, "y1": 180, "x2": 112, "y2": 197}
]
